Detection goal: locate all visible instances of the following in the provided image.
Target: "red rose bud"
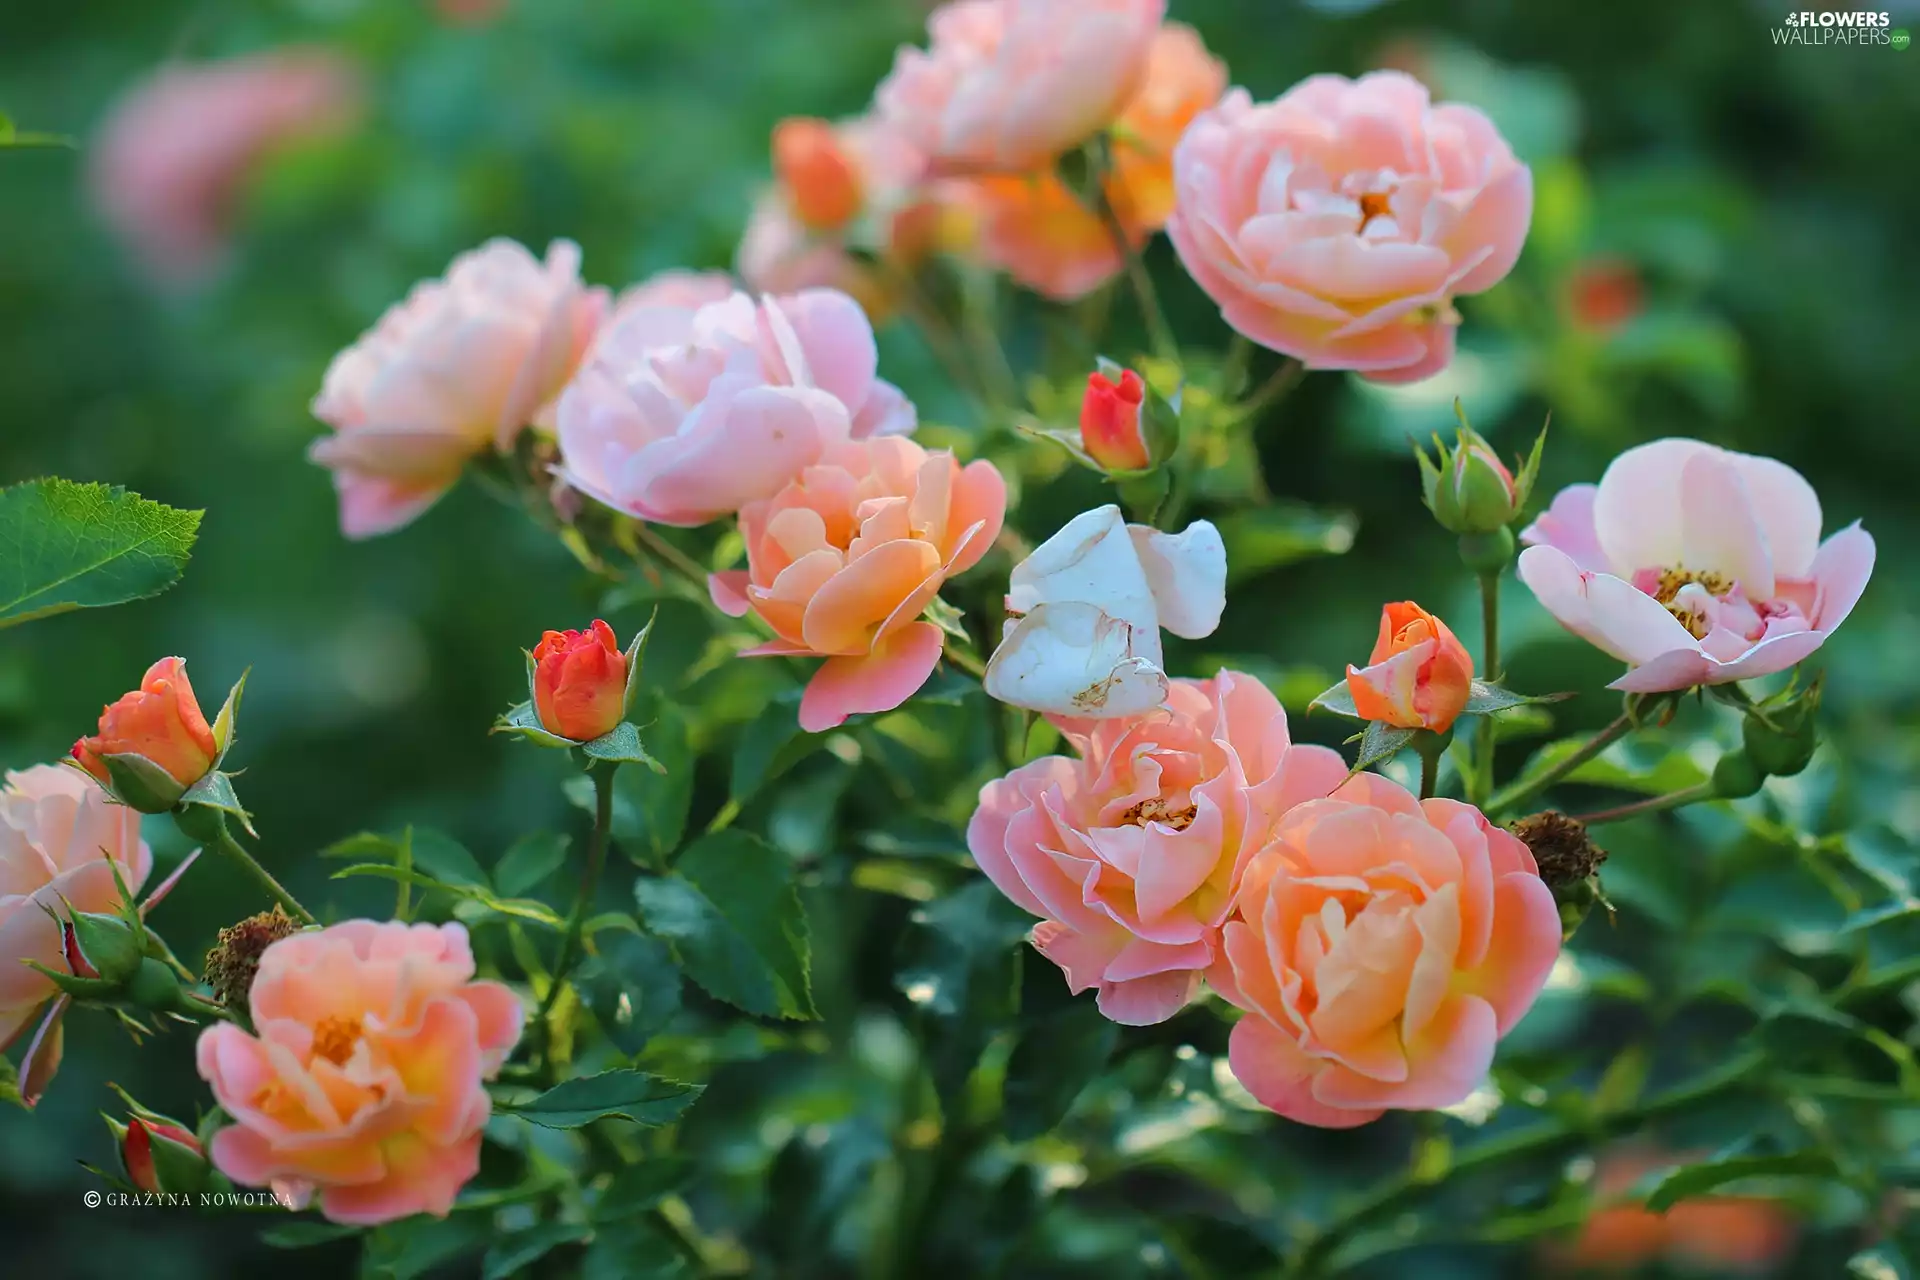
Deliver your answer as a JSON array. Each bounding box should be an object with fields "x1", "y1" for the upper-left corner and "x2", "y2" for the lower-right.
[
  {"x1": 1567, "y1": 256, "x2": 1644, "y2": 332},
  {"x1": 1080, "y1": 367, "x2": 1151, "y2": 472},
  {"x1": 532, "y1": 619, "x2": 629, "y2": 742},
  {"x1": 120, "y1": 1114, "x2": 205, "y2": 1194},
  {"x1": 72, "y1": 656, "x2": 219, "y2": 809},
  {"x1": 773, "y1": 117, "x2": 864, "y2": 232}
]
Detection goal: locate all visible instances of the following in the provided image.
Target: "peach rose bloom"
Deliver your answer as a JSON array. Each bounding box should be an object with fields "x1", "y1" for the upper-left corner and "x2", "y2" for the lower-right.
[
  {"x1": 90, "y1": 48, "x2": 362, "y2": 290},
  {"x1": 1518, "y1": 439, "x2": 1875, "y2": 692},
  {"x1": 877, "y1": 0, "x2": 1165, "y2": 174},
  {"x1": 310, "y1": 239, "x2": 608, "y2": 539},
  {"x1": 1219, "y1": 774, "x2": 1560, "y2": 1127},
  {"x1": 72, "y1": 656, "x2": 219, "y2": 791},
  {"x1": 1168, "y1": 71, "x2": 1531, "y2": 383},
  {"x1": 710, "y1": 437, "x2": 1006, "y2": 732},
  {"x1": 969, "y1": 672, "x2": 1347, "y2": 1024},
  {"x1": 970, "y1": 22, "x2": 1224, "y2": 301},
  {"x1": 557, "y1": 289, "x2": 915, "y2": 528},
  {"x1": 197, "y1": 920, "x2": 523, "y2": 1225},
  {"x1": 608, "y1": 269, "x2": 737, "y2": 320},
  {"x1": 0, "y1": 765, "x2": 151, "y2": 1051},
  {"x1": 1345, "y1": 601, "x2": 1474, "y2": 733},
  {"x1": 1547, "y1": 1146, "x2": 1798, "y2": 1274}
]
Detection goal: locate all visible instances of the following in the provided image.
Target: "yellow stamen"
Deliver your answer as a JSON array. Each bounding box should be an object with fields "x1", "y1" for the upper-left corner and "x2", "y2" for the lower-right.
[{"x1": 311, "y1": 1014, "x2": 362, "y2": 1067}]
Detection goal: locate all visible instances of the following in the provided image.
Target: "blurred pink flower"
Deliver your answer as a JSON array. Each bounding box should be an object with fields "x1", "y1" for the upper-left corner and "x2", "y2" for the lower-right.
[
  {"x1": 876, "y1": 0, "x2": 1165, "y2": 173},
  {"x1": 310, "y1": 239, "x2": 607, "y2": 539},
  {"x1": 610, "y1": 269, "x2": 737, "y2": 319},
  {"x1": 710, "y1": 437, "x2": 1005, "y2": 731},
  {"x1": 90, "y1": 49, "x2": 362, "y2": 289},
  {"x1": 1517, "y1": 439, "x2": 1875, "y2": 692},
  {"x1": 557, "y1": 289, "x2": 915, "y2": 528},
  {"x1": 1167, "y1": 71, "x2": 1531, "y2": 383},
  {"x1": 968, "y1": 672, "x2": 1347, "y2": 1024},
  {"x1": 197, "y1": 920, "x2": 522, "y2": 1225},
  {"x1": 1219, "y1": 776, "x2": 1560, "y2": 1127}
]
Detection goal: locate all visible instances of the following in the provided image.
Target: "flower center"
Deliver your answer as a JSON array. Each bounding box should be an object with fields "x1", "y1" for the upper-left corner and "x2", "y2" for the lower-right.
[
  {"x1": 1120, "y1": 797, "x2": 1197, "y2": 831},
  {"x1": 311, "y1": 1014, "x2": 363, "y2": 1066},
  {"x1": 1357, "y1": 191, "x2": 1393, "y2": 230},
  {"x1": 1645, "y1": 566, "x2": 1735, "y2": 639}
]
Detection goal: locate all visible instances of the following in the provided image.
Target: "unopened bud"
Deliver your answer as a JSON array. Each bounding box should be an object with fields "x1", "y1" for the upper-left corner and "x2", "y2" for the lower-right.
[
  {"x1": 117, "y1": 1113, "x2": 207, "y2": 1194},
  {"x1": 1712, "y1": 750, "x2": 1766, "y2": 799},
  {"x1": 1417, "y1": 406, "x2": 1545, "y2": 536},
  {"x1": 1742, "y1": 677, "x2": 1821, "y2": 779},
  {"x1": 773, "y1": 117, "x2": 863, "y2": 232},
  {"x1": 1080, "y1": 366, "x2": 1151, "y2": 472}
]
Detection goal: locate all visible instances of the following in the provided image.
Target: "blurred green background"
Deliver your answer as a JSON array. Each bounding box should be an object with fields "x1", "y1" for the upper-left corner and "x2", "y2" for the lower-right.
[{"x1": 4, "y1": 0, "x2": 1919, "y2": 1276}]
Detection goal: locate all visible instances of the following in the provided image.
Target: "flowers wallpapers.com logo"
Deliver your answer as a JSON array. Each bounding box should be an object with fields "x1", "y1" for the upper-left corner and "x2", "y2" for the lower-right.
[{"x1": 1772, "y1": 9, "x2": 1903, "y2": 45}]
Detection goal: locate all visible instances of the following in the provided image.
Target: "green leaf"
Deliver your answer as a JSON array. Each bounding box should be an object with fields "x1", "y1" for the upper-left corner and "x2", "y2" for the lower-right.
[
  {"x1": 329, "y1": 865, "x2": 563, "y2": 928},
  {"x1": 1352, "y1": 722, "x2": 1417, "y2": 773},
  {"x1": 493, "y1": 700, "x2": 575, "y2": 749},
  {"x1": 730, "y1": 699, "x2": 820, "y2": 803},
  {"x1": 1003, "y1": 1002, "x2": 1117, "y2": 1140},
  {"x1": 580, "y1": 931, "x2": 683, "y2": 1055},
  {"x1": 505, "y1": 1069, "x2": 703, "y2": 1129},
  {"x1": 582, "y1": 720, "x2": 665, "y2": 768},
  {"x1": 897, "y1": 879, "x2": 1031, "y2": 1099},
  {"x1": 1461, "y1": 680, "x2": 1570, "y2": 715},
  {"x1": 1840, "y1": 900, "x2": 1920, "y2": 934},
  {"x1": 1214, "y1": 503, "x2": 1357, "y2": 585},
  {"x1": 1309, "y1": 678, "x2": 1359, "y2": 719},
  {"x1": 258, "y1": 1220, "x2": 364, "y2": 1249},
  {"x1": 0, "y1": 1054, "x2": 22, "y2": 1110},
  {"x1": 0, "y1": 479, "x2": 200, "y2": 628},
  {"x1": 1642, "y1": 1150, "x2": 1837, "y2": 1212},
  {"x1": 581, "y1": 1216, "x2": 686, "y2": 1280},
  {"x1": 482, "y1": 1222, "x2": 592, "y2": 1280},
  {"x1": 0, "y1": 112, "x2": 74, "y2": 149},
  {"x1": 408, "y1": 828, "x2": 490, "y2": 888},
  {"x1": 1849, "y1": 1244, "x2": 1914, "y2": 1280},
  {"x1": 571, "y1": 698, "x2": 693, "y2": 866},
  {"x1": 1510, "y1": 732, "x2": 1709, "y2": 798},
  {"x1": 362, "y1": 1214, "x2": 491, "y2": 1280},
  {"x1": 495, "y1": 832, "x2": 570, "y2": 898},
  {"x1": 634, "y1": 831, "x2": 815, "y2": 1019}
]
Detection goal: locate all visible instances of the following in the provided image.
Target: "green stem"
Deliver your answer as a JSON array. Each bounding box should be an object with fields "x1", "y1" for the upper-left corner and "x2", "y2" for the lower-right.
[
  {"x1": 1418, "y1": 748, "x2": 1440, "y2": 800},
  {"x1": 1573, "y1": 782, "x2": 1716, "y2": 826},
  {"x1": 1283, "y1": 1051, "x2": 1767, "y2": 1277},
  {"x1": 1217, "y1": 358, "x2": 1306, "y2": 429},
  {"x1": 535, "y1": 760, "x2": 617, "y2": 1079},
  {"x1": 630, "y1": 522, "x2": 713, "y2": 595},
  {"x1": 1484, "y1": 710, "x2": 1636, "y2": 819},
  {"x1": 174, "y1": 807, "x2": 315, "y2": 925},
  {"x1": 1088, "y1": 136, "x2": 1178, "y2": 365},
  {"x1": 943, "y1": 641, "x2": 988, "y2": 680},
  {"x1": 1471, "y1": 572, "x2": 1501, "y2": 805}
]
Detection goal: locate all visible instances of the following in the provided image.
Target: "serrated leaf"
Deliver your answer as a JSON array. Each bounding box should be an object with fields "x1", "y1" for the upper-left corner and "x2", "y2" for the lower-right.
[
  {"x1": 482, "y1": 1222, "x2": 592, "y2": 1280},
  {"x1": 493, "y1": 700, "x2": 576, "y2": 749},
  {"x1": 1309, "y1": 679, "x2": 1359, "y2": 719},
  {"x1": 505, "y1": 1069, "x2": 702, "y2": 1129},
  {"x1": 1352, "y1": 722, "x2": 1417, "y2": 772},
  {"x1": 1642, "y1": 1150, "x2": 1836, "y2": 1212},
  {"x1": 494, "y1": 832, "x2": 570, "y2": 898},
  {"x1": 582, "y1": 721, "x2": 664, "y2": 767},
  {"x1": 633, "y1": 830, "x2": 815, "y2": 1019},
  {"x1": 0, "y1": 479, "x2": 200, "y2": 628},
  {"x1": 580, "y1": 931, "x2": 683, "y2": 1055},
  {"x1": 329, "y1": 864, "x2": 563, "y2": 928},
  {"x1": 408, "y1": 828, "x2": 489, "y2": 888},
  {"x1": 731, "y1": 699, "x2": 820, "y2": 803},
  {"x1": 1461, "y1": 680, "x2": 1570, "y2": 715}
]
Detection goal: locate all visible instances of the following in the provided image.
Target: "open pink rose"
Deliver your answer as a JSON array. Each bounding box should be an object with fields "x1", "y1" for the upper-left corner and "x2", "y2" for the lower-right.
[
  {"x1": 877, "y1": 0, "x2": 1165, "y2": 173},
  {"x1": 310, "y1": 239, "x2": 607, "y2": 538},
  {"x1": 90, "y1": 48, "x2": 362, "y2": 289},
  {"x1": 1219, "y1": 775, "x2": 1560, "y2": 1127},
  {"x1": 968, "y1": 672, "x2": 1347, "y2": 1025},
  {"x1": 1, "y1": 765, "x2": 151, "y2": 1057},
  {"x1": 608, "y1": 269, "x2": 737, "y2": 320},
  {"x1": 1167, "y1": 71, "x2": 1531, "y2": 383},
  {"x1": 557, "y1": 289, "x2": 916, "y2": 528},
  {"x1": 197, "y1": 920, "x2": 523, "y2": 1225},
  {"x1": 710, "y1": 437, "x2": 1006, "y2": 731},
  {"x1": 1517, "y1": 439, "x2": 1875, "y2": 692}
]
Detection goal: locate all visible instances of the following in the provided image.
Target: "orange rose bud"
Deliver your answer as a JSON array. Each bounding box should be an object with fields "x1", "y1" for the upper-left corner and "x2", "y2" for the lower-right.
[
  {"x1": 1567, "y1": 255, "x2": 1644, "y2": 332},
  {"x1": 72, "y1": 656, "x2": 219, "y2": 790},
  {"x1": 773, "y1": 117, "x2": 864, "y2": 233},
  {"x1": 1345, "y1": 601, "x2": 1474, "y2": 733},
  {"x1": 121, "y1": 1115, "x2": 203, "y2": 1193},
  {"x1": 532, "y1": 619, "x2": 628, "y2": 742},
  {"x1": 1080, "y1": 367, "x2": 1151, "y2": 472}
]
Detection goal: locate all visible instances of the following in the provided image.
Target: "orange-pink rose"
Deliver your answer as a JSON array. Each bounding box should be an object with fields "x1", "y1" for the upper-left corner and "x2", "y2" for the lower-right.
[
  {"x1": 310, "y1": 239, "x2": 608, "y2": 539},
  {"x1": 876, "y1": 0, "x2": 1165, "y2": 174},
  {"x1": 0, "y1": 765, "x2": 151, "y2": 1056},
  {"x1": 71, "y1": 656, "x2": 221, "y2": 801},
  {"x1": 1345, "y1": 601, "x2": 1474, "y2": 733},
  {"x1": 197, "y1": 920, "x2": 523, "y2": 1225},
  {"x1": 90, "y1": 48, "x2": 362, "y2": 289},
  {"x1": 1168, "y1": 71, "x2": 1531, "y2": 384},
  {"x1": 710, "y1": 437, "x2": 1006, "y2": 732},
  {"x1": 968, "y1": 672, "x2": 1347, "y2": 1024},
  {"x1": 1218, "y1": 775, "x2": 1560, "y2": 1127}
]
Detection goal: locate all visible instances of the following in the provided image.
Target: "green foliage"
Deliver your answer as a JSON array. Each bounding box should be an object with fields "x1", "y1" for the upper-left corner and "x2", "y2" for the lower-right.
[
  {"x1": 0, "y1": 479, "x2": 199, "y2": 628},
  {"x1": 503, "y1": 1069, "x2": 703, "y2": 1129}
]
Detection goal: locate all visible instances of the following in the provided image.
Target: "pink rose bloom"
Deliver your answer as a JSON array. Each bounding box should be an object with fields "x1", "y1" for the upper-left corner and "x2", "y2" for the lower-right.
[
  {"x1": 876, "y1": 0, "x2": 1165, "y2": 173},
  {"x1": 90, "y1": 49, "x2": 362, "y2": 290},
  {"x1": 609, "y1": 269, "x2": 737, "y2": 319},
  {"x1": 310, "y1": 239, "x2": 608, "y2": 539},
  {"x1": 1167, "y1": 71, "x2": 1531, "y2": 384},
  {"x1": 197, "y1": 920, "x2": 523, "y2": 1225},
  {"x1": 1219, "y1": 775, "x2": 1560, "y2": 1128},
  {"x1": 1517, "y1": 438, "x2": 1875, "y2": 692},
  {"x1": 0, "y1": 765, "x2": 151, "y2": 1051},
  {"x1": 968, "y1": 672, "x2": 1347, "y2": 1025},
  {"x1": 710, "y1": 437, "x2": 1006, "y2": 731},
  {"x1": 556, "y1": 289, "x2": 916, "y2": 528}
]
